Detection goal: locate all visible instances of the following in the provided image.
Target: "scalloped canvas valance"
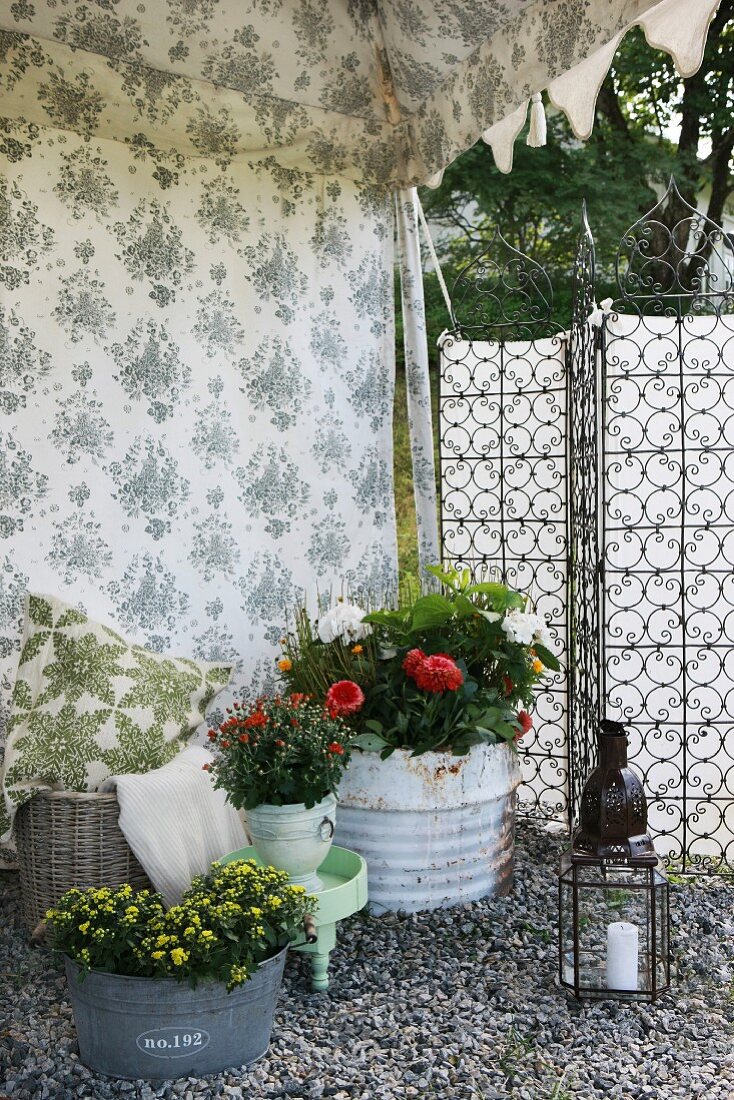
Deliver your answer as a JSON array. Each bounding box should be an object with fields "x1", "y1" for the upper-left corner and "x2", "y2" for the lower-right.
[{"x1": 0, "y1": 0, "x2": 719, "y2": 185}]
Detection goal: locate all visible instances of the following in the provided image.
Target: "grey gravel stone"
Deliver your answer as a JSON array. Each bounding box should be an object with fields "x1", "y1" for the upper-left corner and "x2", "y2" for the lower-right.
[{"x1": 1, "y1": 825, "x2": 734, "y2": 1098}]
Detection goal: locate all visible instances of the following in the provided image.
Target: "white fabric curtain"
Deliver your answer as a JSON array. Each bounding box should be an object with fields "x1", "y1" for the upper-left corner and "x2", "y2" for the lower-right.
[
  {"x1": 395, "y1": 189, "x2": 441, "y2": 579},
  {"x1": 0, "y1": 115, "x2": 399, "y2": 737}
]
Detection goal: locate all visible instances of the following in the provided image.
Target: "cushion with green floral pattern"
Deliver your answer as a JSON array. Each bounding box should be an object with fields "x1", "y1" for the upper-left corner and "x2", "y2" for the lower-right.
[{"x1": 1, "y1": 593, "x2": 233, "y2": 842}]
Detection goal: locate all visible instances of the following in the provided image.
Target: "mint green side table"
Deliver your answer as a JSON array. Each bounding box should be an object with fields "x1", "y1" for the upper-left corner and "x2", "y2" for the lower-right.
[{"x1": 220, "y1": 844, "x2": 368, "y2": 991}]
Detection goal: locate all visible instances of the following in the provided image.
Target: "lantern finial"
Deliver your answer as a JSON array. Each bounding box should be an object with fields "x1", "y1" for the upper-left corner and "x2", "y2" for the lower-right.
[{"x1": 571, "y1": 718, "x2": 657, "y2": 865}]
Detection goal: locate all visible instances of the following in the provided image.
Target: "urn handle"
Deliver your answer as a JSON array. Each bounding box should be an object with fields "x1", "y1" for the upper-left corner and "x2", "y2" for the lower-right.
[{"x1": 319, "y1": 816, "x2": 335, "y2": 841}]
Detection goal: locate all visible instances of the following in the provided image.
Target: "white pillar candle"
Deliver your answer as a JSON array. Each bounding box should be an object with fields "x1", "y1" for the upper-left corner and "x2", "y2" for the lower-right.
[{"x1": 606, "y1": 921, "x2": 639, "y2": 990}]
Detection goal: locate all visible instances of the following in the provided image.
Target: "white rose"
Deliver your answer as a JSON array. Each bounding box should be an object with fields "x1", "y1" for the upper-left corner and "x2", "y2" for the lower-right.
[
  {"x1": 501, "y1": 610, "x2": 542, "y2": 647},
  {"x1": 533, "y1": 621, "x2": 553, "y2": 649},
  {"x1": 316, "y1": 602, "x2": 372, "y2": 644}
]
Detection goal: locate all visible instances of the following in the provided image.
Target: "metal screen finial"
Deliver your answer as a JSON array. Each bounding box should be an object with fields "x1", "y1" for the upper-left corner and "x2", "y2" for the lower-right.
[
  {"x1": 449, "y1": 227, "x2": 555, "y2": 339},
  {"x1": 615, "y1": 177, "x2": 734, "y2": 309}
]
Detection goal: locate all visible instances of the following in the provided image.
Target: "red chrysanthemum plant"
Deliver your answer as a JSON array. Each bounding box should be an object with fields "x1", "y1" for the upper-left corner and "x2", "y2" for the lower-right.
[{"x1": 204, "y1": 695, "x2": 353, "y2": 811}]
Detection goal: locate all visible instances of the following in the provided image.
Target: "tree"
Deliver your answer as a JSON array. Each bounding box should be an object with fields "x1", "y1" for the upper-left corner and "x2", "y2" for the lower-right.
[{"x1": 414, "y1": 6, "x2": 734, "y2": 336}]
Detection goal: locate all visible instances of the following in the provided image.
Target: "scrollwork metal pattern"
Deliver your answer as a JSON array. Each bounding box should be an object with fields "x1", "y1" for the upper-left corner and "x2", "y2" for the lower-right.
[
  {"x1": 440, "y1": 231, "x2": 569, "y2": 819},
  {"x1": 439, "y1": 185, "x2": 734, "y2": 873},
  {"x1": 449, "y1": 227, "x2": 555, "y2": 341},
  {"x1": 603, "y1": 182, "x2": 734, "y2": 873}
]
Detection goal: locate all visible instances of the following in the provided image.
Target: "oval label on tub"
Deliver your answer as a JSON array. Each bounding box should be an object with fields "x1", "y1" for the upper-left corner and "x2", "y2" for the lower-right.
[{"x1": 136, "y1": 1027, "x2": 210, "y2": 1059}]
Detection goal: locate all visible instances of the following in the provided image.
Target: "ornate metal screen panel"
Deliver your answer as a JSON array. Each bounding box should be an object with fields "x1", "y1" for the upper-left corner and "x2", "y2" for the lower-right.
[
  {"x1": 567, "y1": 209, "x2": 603, "y2": 821},
  {"x1": 601, "y1": 182, "x2": 734, "y2": 872},
  {"x1": 439, "y1": 232, "x2": 569, "y2": 818},
  {"x1": 438, "y1": 184, "x2": 734, "y2": 869}
]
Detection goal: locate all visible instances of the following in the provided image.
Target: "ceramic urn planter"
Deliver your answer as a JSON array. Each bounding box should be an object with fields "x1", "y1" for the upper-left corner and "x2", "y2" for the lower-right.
[{"x1": 245, "y1": 793, "x2": 337, "y2": 892}]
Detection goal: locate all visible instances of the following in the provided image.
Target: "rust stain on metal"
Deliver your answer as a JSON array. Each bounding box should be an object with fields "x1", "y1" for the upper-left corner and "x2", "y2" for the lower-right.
[{"x1": 410, "y1": 753, "x2": 468, "y2": 787}]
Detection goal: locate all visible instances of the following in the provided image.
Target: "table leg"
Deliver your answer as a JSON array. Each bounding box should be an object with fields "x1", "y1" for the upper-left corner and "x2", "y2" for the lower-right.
[
  {"x1": 309, "y1": 949, "x2": 331, "y2": 992},
  {"x1": 294, "y1": 921, "x2": 336, "y2": 992}
]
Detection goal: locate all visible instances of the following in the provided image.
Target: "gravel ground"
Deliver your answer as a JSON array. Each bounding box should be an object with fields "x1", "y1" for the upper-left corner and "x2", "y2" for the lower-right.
[{"x1": 2, "y1": 822, "x2": 733, "y2": 1100}]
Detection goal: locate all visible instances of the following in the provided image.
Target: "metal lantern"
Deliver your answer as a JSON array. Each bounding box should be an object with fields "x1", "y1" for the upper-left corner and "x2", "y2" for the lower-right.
[{"x1": 558, "y1": 719, "x2": 670, "y2": 1001}]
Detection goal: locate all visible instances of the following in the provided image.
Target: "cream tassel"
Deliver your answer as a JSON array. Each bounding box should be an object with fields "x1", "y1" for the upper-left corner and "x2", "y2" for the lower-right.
[{"x1": 527, "y1": 92, "x2": 547, "y2": 147}]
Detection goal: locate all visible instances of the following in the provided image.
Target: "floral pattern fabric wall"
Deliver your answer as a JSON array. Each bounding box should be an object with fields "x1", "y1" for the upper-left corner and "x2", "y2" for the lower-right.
[{"x1": 0, "y1": 116, "x2": 398, "y2": 740}]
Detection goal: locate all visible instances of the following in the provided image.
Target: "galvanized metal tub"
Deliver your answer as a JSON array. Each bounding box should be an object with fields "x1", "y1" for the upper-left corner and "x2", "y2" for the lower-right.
[
  {"x1": 64, "y1": 947, "x2": 287, "y2": 1081},
  {"x1": 334, "y1": 742, "x2": 521, "y2": 913}
]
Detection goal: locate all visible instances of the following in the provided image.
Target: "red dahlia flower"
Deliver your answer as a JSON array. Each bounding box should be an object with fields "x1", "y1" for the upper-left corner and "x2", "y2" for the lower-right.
[
  {"x1": 325, "y1": 679, "x2": 365, "y2": 718},
  {"x1": 515, "y1": 710, "x2": 533, "y2": 740},
  {"x1": 328, "y1": 742, "x2": 345, "y2": 755},
  {"x1": 413, "y1": 655, "x2": 464, "y2": 693},
  {"x1": 402, "y1": 648, "x2": 426, "y2": 679}
]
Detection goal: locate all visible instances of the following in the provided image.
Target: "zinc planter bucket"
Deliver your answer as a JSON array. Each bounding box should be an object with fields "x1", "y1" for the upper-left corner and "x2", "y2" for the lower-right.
[
  {"x1": 335, "y1": 742, "x2": 521, "y2": 913},
  {"x1": 64, "y1": 949, "x2": 286, "y2": 1081},
  {"x1": 245, "y1": 793, "x2": 336, "y2": 892}
]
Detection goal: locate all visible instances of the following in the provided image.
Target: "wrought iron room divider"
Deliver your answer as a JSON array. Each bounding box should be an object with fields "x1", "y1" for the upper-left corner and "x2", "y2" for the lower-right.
[{"x1": 439, "y1": 181, "x2": 734, "y2": 874}]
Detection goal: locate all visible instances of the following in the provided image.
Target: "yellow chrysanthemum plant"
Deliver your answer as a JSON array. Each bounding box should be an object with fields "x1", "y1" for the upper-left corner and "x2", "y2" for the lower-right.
[{"x1": 46, "y1": 860, "x2": 316, "y2": 992}]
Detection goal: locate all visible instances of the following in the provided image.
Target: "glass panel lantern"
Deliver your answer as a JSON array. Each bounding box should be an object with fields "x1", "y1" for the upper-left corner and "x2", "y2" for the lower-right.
[{"x1": 558, "y1": 720, "x2": 671, "y2": 1002}]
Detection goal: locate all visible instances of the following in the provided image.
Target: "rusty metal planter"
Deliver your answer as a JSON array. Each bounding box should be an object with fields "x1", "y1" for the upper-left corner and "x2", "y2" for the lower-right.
[{"x1": 334, "y1": 742, "x2": 521, "y2": 913}]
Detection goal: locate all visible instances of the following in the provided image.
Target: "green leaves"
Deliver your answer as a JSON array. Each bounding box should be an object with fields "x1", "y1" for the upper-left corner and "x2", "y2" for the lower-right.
[
  {"x1": 533, "y1": 643, "x2": 560, "y2": 672},
  {"x1": 351, "y1": 730, "x2": 391, "y2": 753},
  {"x1": 408, "y1": 593, "x2": 454, "y2": 631}
]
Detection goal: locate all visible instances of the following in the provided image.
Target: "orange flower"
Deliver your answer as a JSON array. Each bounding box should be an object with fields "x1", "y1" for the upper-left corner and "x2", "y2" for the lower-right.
[
  {"x1": 351, "y1": 644, "x2": 363, "y2": 655},
  {"x1": 239, "y1": 733, "x2": 250, "y2": 744},
  {"x1": 532, "y1": 658, "x2": 544, "y2": 673},
  {"x1": 207, "y1": 729, "x2": 217, "y2": 741},
  {"x1": 278, "y1": 658, "x2": 292, "y2": 672},
  {"x1": 202, "y1": 763, "x2": 211, "y2": 772},
  {"x1": 221, "y1": 740, "x2": 231, "y2": 748}
]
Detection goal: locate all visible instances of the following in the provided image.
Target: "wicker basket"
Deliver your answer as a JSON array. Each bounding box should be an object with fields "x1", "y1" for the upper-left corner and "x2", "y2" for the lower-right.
[{"x1": 15, "y1": 789, "x2": 152, "y2": 932}]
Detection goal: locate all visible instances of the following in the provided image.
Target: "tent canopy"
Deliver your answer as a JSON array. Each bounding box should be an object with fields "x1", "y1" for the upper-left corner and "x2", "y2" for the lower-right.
[{"x1": 0, "y1": 0, "x2": 719, "y2": 184}]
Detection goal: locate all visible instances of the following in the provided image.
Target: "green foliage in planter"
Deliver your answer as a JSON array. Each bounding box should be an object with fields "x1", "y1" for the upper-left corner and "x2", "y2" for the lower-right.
[
  {"x1": 280, "y1": 565, "x2": 560, "y2": 757},
  {"x1": 47, "y1": 860, "x2": 314, "y2": 991}
]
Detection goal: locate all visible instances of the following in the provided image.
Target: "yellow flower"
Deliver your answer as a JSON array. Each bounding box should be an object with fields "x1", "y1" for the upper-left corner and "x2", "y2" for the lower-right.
[
  {"x1": 229, "y1": 964, "x2": 248, "y2": 985},
  {"x1": 278, "y1": 658, "x2": 292, "y2": 672},
  {"x1": 151, "y1": 950, "x2": 165, "y2": 960},
  {"x1": 170, "y1": 947, "x2": 189, "y2": 967},
  {"x1": 532, "y1": 658, "x2": 544, "y2": 673},
  {"x1": 78, "y1": 922, "x2": 90, "y2": 934}
]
